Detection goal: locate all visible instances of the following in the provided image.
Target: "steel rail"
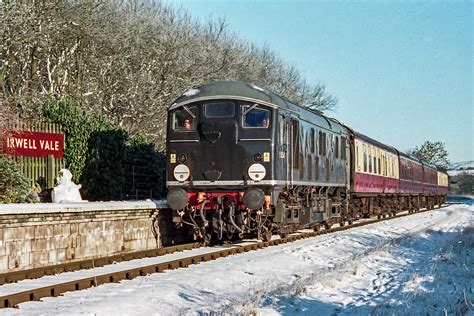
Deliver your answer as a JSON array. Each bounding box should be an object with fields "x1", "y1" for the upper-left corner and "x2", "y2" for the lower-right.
[
  {"x1": 0, "y1": 242, "x2": 202, "y2": 286},
  {"x1": 0, "y1": 206, "x2": 445, "y2": 309}
]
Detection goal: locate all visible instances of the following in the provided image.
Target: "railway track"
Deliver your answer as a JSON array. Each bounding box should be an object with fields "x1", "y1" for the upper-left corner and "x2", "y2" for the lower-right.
[{"x1": 0, "y1": 206, "x2": 445, "y2": 309}]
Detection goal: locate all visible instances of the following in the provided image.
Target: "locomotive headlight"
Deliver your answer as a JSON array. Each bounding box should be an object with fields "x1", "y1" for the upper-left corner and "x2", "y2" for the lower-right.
[
  {"x1": 248, "y1": 163, "x2": 266, "y2": 181},
  {"x1": 253, "y1": 153, "x2": 262, "y2": 162},
  {"x1": 173, "y1": 164, "x2": 190, "y2": 181},
  {"x1": 177, "y1": 154, "x2": 187, "y2": 163}
]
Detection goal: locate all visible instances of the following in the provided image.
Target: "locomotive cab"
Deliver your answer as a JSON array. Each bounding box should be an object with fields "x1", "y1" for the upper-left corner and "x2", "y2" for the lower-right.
[
  {"x1": 166, "y1": 92, "x2": 277, "y2": 241},
  {"x1": 167, "y1": 100, "x2": 275, "y2": 188}
]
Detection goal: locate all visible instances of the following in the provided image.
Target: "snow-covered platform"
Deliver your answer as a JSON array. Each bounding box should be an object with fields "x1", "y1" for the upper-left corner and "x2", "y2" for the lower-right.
[
  {"x1": 0, "y1": 200, "x2": 169, "y2": 274},
  {"x1": 0, "y1": 200, "x2": 167, "y2": 215}
]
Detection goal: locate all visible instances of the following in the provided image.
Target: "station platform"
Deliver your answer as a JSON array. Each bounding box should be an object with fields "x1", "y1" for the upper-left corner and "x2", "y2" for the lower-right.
[{"x1": 0, "y1": 200, "x2": 169, "y2": 274}]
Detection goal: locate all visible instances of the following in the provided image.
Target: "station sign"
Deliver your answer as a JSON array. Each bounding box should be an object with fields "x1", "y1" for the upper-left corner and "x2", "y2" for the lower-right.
[{"x1": 2, "y1": 130, "x2": 64, "y2": 159}]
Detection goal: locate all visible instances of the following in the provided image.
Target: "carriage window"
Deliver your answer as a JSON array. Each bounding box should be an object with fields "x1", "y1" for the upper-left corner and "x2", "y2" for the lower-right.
[
  {"x1": 356, "y1": 144, "x2": 359, "y2": 170},
  {"x1": 335, "y1": 137, "x2": 339, "y2": 159},
  {"x1": 172, "y1": 105, "x2": 198, "y2": 131},
  {"x1": 242, "y1": 104, "x2": 270, "y2": 128},
  {"x1": 363, "y1": 145, "x2": 367, "y2": 172},
  {"x1": 204, "y1": 101, "x2": 235, "y2": 118},
  {"x1": 389, "y1": 157, "x2": 393, "y2": 177},
  {"x1": 310, "y1": 129, "x2": 315, "y2": 153},
  {"x1": 368, "y1": 147, "x2": 373, "y2": 173}
]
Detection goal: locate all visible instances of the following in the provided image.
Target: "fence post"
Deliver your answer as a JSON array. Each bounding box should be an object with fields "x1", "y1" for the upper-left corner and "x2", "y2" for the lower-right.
[{"x1": 47, "y1": 154, "x2": 55, "y2": 189}]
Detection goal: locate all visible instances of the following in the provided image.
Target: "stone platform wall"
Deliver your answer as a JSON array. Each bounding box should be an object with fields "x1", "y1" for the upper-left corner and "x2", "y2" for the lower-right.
[{"x1": 0, "y1": 201, "x2": 166, "y2": 273}]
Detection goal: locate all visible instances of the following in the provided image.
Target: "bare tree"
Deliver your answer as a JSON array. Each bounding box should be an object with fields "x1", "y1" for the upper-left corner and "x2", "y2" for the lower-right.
[{"x1": 1, "y1": 0, "x2": 338, "y2": 148}]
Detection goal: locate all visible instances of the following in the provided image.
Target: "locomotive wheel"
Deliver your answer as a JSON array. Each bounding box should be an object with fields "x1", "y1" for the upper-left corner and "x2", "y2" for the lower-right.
[
  {"x1": 324, "y1": 222, "x2": 331, "y2": 230},
  {"x1": 225, "y1": 223, "x2": 237, "y2": 239},
  {"x1": 259, "y1": 220, "x2": 273, "y2": 242},
  {"x1": 313, "y1": 224, "x2": 321, "y2": 232},
  {"x1": 202, "y1": 227, "x2": 213, "y2": 245},
  {"x1": 261, "y1": 229, "x2": 272, "y2": 242},
  {"x1": 225, "y1": 229, "x2": 236, "y2": 240}
]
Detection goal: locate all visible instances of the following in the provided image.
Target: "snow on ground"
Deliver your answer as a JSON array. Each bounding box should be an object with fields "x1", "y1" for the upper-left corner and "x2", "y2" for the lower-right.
[
  {"x1": 448, "y1": 160, "x2": 474, "y2": 176},
  {"x1": 3, "y1": 201, "x2": 473, "y2": 315},
  {"x1": 259, "y1": 203, "x2": 474, "y2": 315}
]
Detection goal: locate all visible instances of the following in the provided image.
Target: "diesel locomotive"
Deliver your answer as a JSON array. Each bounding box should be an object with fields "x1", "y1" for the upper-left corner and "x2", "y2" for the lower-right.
[{"x1": 166, "y1": 81, "x2": 448, "y2": 242}]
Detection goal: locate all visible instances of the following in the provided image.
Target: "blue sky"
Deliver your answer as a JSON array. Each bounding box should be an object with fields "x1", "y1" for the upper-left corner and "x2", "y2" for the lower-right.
[{"x1": 168, "y1": 0, "x2": 472, "y2": 163}]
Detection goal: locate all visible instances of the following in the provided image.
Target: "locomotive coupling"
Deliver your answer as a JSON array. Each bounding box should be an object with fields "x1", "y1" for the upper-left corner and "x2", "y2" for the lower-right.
[
  {"x1": 242, "y1": 187, "x2": 266, "y2": 210},
  {"x1": 167, "y1": 187, "x2": 188, "y2": 210}
]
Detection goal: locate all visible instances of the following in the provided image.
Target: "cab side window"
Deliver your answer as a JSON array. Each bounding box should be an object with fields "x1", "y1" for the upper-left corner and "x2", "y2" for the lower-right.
[
  {"x1": 172, "y1": 105, "x2": 198, "y2": 131},
  {"x1": 242, "y1": 104, "x2": 270, "y2": 128}
]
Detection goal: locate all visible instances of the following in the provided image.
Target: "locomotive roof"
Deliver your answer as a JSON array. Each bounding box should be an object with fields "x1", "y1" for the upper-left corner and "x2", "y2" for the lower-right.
[
  {"x1": 170, "y1": 81, "x2": 298, "y2": 111},
  {"x1": 170, "y1": 81, "x2": 347, "y2": 133}
]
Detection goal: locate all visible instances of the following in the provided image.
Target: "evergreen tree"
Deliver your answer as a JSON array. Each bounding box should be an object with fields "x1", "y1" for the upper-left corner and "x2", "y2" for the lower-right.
[{"x1": 407, "y1": 141, "x2": 450, "y2": 169}]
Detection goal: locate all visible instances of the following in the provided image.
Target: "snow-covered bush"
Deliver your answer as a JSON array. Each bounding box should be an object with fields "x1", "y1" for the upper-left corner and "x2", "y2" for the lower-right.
[{"x1": 0, "y1": 156, "x2": 32, "y2": 203}]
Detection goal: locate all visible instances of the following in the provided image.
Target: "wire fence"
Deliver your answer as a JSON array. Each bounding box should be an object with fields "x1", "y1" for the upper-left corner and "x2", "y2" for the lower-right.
[{"x1": 121, "y1": 164, "x2": 162, "y2": 200}]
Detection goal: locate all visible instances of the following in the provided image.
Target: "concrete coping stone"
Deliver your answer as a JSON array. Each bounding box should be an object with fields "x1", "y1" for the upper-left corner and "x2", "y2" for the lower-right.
[{"x1": 0, "y1": 200, "x2": 168, "y2": 215}]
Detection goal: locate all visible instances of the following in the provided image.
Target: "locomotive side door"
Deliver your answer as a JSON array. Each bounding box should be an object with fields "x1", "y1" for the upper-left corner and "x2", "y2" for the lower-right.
[{"x1": 277, "y1": 114, "x2": 290, "y2": 186}]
